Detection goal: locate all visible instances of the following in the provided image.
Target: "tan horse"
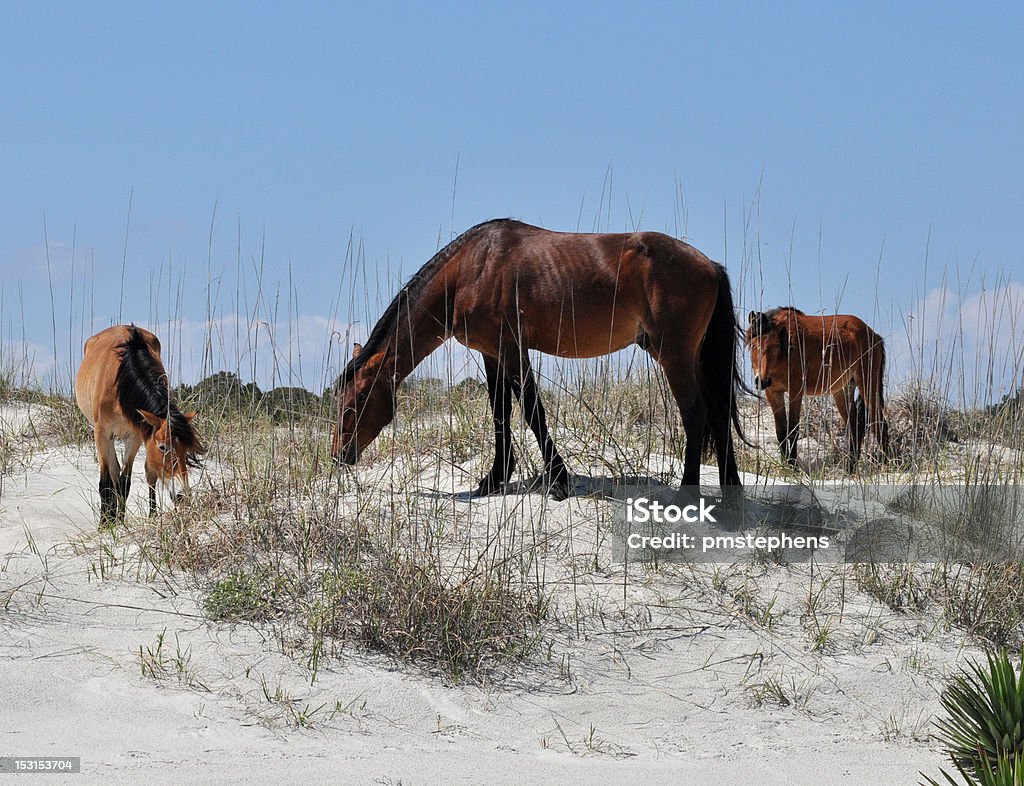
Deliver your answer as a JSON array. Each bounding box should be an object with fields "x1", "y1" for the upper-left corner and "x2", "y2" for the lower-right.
[
  {"x1": 75, "y1": 325, "x2": 204, "y2": 524},
  {"x1": 745, "y1": 307, "x2": 890, "y2": 469},
  {"x1": 332, "y1": 218, "x2": 746, "y2": 499}
]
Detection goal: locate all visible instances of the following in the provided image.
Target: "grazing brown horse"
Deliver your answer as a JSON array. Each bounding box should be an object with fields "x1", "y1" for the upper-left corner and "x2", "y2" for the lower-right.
[
  {"x1": 745, "y1": 307, "x2": 890, "y2": 469},
  {"x1": 75, "y1": 325, "x2": 204, "y2": 524},
  {"x1": 332, "y1": 218, "x2": 745, "y2": 499}
]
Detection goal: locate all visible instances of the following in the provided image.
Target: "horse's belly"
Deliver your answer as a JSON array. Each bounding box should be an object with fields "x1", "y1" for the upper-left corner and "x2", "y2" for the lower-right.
[
  {"x1": 533, "y1": 325, "x2": 639, "y2": 358},
  {"x1": 520, "y1": 291, "x2": 643, "y2": 357},
  {"x1": 453, "y1": 299, "x2": 642, "y2": 357},
  {"x1": 107, "y1": 421, "x2": 135, "y2": 440},
  {"x1": 74, "y1": 386, "x2": 95, "y2": 426}
]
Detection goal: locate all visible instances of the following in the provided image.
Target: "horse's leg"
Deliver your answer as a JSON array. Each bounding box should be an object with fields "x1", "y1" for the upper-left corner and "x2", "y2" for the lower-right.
[
  {"x1": 503, "y1": 353, "x2": 570, "y2": 500},
  {"x1": 118, "y1": 433, "x2": 142, "y2": 519},
  {"x1": 474, "y1": 354, "x2": 517, "y2": 496},
  {"x1": 833, "y1": 384, "x2": 862, "y2": 471},
  {"x1": 786, "y1": 392, "x2": 804, "y2": 466},
  {"x1": 765, "y1": 389, "x2": 793, "y2": 466},
  {"x1": 656, "y1": 353, "x2": 707, "y2": 487},
  {"x1": 862, "y1": 351, "x2": 892, "y2": 460},
  {"x1": 94, "y1": 430, "x2": 121, "y2": 526}
]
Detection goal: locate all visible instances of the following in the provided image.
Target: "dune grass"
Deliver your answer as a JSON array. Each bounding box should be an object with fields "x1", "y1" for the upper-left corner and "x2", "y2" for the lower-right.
[{"x1": 3, "y1": 200, "x2": 1024, "y2": 684}]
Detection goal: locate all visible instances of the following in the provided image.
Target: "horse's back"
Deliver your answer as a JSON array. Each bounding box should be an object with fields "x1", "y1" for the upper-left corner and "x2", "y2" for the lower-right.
[
  {"x1": 452, "y1": 222, "x2": 721, "y2": 357},
  {"x1": 792, "y1": 312, "x2": 881, "y2": 344},
  {"x1": 789, "y1": 312, "x2": 885, "y2": 393}
]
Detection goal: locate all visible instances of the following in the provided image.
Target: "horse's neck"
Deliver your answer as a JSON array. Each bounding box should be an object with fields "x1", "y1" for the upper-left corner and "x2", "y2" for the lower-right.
[{"x1": 386, "y1": 279, "x2": 451, "y2": 386}]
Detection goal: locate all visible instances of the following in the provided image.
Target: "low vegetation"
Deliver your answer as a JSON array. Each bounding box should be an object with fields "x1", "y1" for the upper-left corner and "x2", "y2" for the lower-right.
[
  {"x1": 924, "y1": 648, "x2": 1024, "y2": 786},
  {"x1": 6, "y1": 354, "x2": 1024, "y2": 682}
]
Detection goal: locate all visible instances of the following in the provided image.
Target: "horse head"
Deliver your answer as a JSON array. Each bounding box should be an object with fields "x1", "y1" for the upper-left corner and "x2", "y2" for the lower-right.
[
  {"x1": 331, "y1": 342, "x2": 398, "y2": 466},
  {"x1": 745, "y1": 310, "x2": 790, "y2": 391},
  {"x1": 138, "y1": 409, "x2": 198, "y2": 487}
]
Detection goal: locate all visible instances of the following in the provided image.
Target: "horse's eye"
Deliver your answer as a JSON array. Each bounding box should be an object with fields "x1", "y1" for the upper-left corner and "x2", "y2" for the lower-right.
[{"x1": 158, "y1": 443, "x2": 167, "y2": 453}]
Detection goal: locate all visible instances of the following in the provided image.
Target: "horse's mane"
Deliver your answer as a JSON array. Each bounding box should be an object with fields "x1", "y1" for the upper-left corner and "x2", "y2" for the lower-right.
[
  {"x1": 116, "y1": 326, "x2": 204, "y2": 467},
  {"x1": 766, "y1": 306, "x2": 805, "y2": 320},
  {"x1": 339, "y1": 218, "x2": 514, "y2": 386}
]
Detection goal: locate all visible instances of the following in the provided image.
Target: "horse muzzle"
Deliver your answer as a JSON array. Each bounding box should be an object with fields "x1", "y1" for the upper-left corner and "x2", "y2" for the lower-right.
[
  {"x1": 333, "y1": 443, "x2": 359, "y2": 467},
  {"x1": 753, "y1": 375, "x2": 772, "y2": 391}
]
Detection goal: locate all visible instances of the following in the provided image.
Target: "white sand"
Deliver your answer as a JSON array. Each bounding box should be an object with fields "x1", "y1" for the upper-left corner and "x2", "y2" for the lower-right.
[{"x1": 0, "y1": 404, "x2": 970, "y2": 784}]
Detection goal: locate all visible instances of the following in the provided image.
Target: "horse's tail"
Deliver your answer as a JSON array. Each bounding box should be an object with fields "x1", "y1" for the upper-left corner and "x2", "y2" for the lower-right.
[
  {"x1": 876, "y1": 336, "x2": 891, "y2": 456},
  {"x1": 700, "y1": 264, "x2": 748, "y2": 463},
  {"x1": 853, "y1": 390, "x2": 867, "y2": 444},
  {"x1": 877, "y1": 338, "x2": 887, "y2": 410}
]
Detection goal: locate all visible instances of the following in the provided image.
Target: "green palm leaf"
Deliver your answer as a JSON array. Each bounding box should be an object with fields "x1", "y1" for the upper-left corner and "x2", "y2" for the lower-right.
[
  {"x1": 934, "y1": 650, "x2": 1024, "y2": 766},
  {"x1": 926, "y1": 648, "x2": 1024, "y2": 785}
]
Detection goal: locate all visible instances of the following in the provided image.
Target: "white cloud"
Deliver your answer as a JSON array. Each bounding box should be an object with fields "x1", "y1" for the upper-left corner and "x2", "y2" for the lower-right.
[
  {"x1": 892, "y1": 282, "x2": 1024, "y2": 404},
  {"x1": 0, "y1": 340, "x2": 56, "y2": 387}
]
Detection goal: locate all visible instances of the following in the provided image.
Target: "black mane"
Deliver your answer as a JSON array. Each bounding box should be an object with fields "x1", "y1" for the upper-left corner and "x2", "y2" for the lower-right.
[
  {"x1": 765, "y1": 306, "x2": 805, "y2": 319},
  {"x1": 115, "y1": 326, "x2": 204, "y2": 467},
  {"x1": 338, "y1": 218, "x2": 513, "y2": 386}
]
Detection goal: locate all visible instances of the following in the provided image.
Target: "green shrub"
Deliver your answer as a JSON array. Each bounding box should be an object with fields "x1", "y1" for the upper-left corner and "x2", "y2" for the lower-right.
[
  {"x1": 925, "y1": 648, "x2": 1024, "y2": 785},
  {"x1": 204, "y1": 567, "x2": 293, "y2": 621}
]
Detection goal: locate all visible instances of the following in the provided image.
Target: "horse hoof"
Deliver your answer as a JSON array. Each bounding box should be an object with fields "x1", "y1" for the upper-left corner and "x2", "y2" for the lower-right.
[
  {"x1": 472, "y1": 478, "x2": 505, "y2": 497},
  {"x1": 547, "y1": 476, "x2": 572, "y2": 501}
]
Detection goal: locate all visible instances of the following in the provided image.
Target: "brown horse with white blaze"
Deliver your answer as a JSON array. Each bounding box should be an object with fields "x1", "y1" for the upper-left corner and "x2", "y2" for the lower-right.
[
  {"x1": 76, "y1": 325, "x2": 204, "y2": 525},
  {"x1": 745, "y1": 307, "x2": 891, "y2": 469},
  {"x1": 332, "y1": 218, "x2": 745, "y2": 499}
]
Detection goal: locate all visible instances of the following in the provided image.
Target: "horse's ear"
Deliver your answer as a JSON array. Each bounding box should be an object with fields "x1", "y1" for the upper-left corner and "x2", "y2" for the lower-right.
[
  {"x1": 748, "y1": 310, "x2": 758, "y2": 325},
  {"x1": 138, "y1": 410, "x2": 164, "y2": 429},
  {"x1": 183, "y1": 412, "x2": 197, "y2": 423},
  {"x1": 352, "y1": 343, "x2": 363, "y2": 359}
]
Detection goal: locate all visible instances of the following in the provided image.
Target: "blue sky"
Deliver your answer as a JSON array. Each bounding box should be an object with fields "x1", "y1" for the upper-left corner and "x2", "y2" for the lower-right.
[{"x1": 1, "y1": 3, "x2": 1021, "y2": 399}]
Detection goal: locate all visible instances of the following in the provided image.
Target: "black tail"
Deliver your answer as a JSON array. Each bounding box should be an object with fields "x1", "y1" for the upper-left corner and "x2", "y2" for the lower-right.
[
  {"x1": 853, "y1": 391, "x2": 867, "y2": 446},
  {"x1": 700, "y1": 265, "x2": 748, "y2": 478},
  {"x1": 877, "y1": 339, "x2": 887, "y2": 412},
  {"x1": 877, "y1": 338, "x2": 891, "y2": 456}
]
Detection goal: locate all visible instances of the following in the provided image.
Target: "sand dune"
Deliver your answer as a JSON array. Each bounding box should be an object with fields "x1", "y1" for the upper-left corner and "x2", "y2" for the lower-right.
[{"x1": 0, "y1": 402, "x2": 971, "y2": 784}]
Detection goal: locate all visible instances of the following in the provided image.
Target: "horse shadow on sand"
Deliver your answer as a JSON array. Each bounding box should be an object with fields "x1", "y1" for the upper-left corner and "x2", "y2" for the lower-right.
[{"x1": 420, "y1": 472, "x2": 674, "y2": 504}]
